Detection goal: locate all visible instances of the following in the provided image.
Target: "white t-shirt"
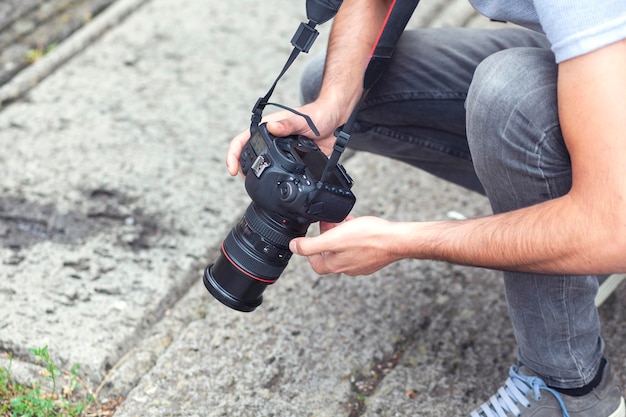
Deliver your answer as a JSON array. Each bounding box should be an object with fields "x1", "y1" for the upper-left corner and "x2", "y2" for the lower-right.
[{"x1": 468, "y1": 0, "x2": 626, "y2": 63}]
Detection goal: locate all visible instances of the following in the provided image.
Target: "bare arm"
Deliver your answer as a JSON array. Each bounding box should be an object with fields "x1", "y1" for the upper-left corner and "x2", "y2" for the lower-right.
[
  {"x1": 316, "y1": 0, "x2": 393, "y2": 115},
  {"x1": 226, "y1": 0, "x2": 392, "y2": 175},
  {"x1": 291, "y1": 39, "x2": 626, "y2": 276}
]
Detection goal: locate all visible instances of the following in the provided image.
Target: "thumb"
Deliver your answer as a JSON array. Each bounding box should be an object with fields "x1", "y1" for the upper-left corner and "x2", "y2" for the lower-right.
[
  {"x1": 266, "y1": 119, "x2": 295, "y2": 137},
  {"x1": 289, "y1": 236, "x2": 325, "y2": 256},
  {"x1": 289, "y1": 237, "x2": 304, "y2": 255}
]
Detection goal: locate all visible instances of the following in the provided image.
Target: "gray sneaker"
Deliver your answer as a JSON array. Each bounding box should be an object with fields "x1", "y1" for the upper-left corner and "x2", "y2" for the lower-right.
[{"x1": 469, "y1": 361, "x2": 625, "y2": 417}]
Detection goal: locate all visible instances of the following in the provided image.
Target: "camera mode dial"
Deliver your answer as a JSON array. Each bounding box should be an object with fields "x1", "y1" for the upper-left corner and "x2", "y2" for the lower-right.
[{"x1": 278, "y1": 181, "x2": 298, "y2": 203}]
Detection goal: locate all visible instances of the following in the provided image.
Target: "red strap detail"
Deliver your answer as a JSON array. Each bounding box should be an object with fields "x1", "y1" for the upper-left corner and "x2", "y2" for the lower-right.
[{"x1": 369, "y1": 0, "x2": 397, "y2": 58}]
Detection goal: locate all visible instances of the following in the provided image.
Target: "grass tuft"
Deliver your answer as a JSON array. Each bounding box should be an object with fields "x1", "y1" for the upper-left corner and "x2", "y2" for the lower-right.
[{"x1": 0, "y1": 346, "x2": 116, "y2": 417}]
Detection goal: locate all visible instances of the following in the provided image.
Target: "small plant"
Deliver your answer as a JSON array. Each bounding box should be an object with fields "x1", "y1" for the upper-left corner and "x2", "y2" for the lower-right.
[
  {"x1": 26, "y1": 43, "x2": 57, "y2": 63},
  {"x1": 0, "y1": 346, "x2": 94, "y2": 417}
]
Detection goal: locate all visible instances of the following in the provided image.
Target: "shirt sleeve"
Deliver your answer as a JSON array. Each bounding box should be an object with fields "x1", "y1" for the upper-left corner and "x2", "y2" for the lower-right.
[{"x1": 533, "y1": 1, "x2": 626, "y2": 63}]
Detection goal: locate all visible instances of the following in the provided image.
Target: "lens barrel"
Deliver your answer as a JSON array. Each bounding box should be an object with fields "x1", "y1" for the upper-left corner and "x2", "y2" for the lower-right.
[{"x1": 204, "y1": 203, "x2": 308, "y2": 312}]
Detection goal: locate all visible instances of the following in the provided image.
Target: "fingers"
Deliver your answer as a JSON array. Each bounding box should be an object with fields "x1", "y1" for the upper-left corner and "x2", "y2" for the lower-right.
[
  {"x1": 226, "y1": 102, "x2": 338, "y2": 176},
  {"x1": 289, "y1": 218, "x2": 356, "y2": 271},
  {"x1": 289, "y1": 235, "x2": 330, "y2": 258},
  {"x1": 296, "y1": 249, "x2": 359, "y2": 276},
  {"x1": 289, "y1": 241, "x2": 336, "y2": 275},
  {"x1": 265, "y1": 119, "x2": 291, "y2": 137},
  {"x1": 226, "y1": 129, "x2": 251, "y2": 176},
  {"x1": 290, "y1": 235, "x2": 343, "y2": 274},
  {"x1": 319, "y1": 216, "x2": 355, "y2": 234},
  {"x1": 226, "y1": 116, "x2": 304, "y2": 177},
  {"x1": 265, "y1": 103, "x2": 336, "y2": 141},
  {"x1": 265, "y1": 118, "x2": 315, "y2": 140},
  {"x1": 289, "y1": 237, "x2": 307, "y2": 256},
  {"x1": 289, "y1": 217, "x2": 394, "y2": 276},
  {"x1": 307, "y1": 252, "x2": 334, "y2": 275}
]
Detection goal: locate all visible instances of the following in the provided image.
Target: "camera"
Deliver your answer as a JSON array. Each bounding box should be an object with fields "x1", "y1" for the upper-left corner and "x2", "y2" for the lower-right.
[
  {"x1": 203, "y1": 0, "x2": 351, "y2": 312},
  {"x1": 202, "y1": 0, "x2": 420, "y2": 311},
  {"x1": 203, "y1": 123, "x2": 356, "y2": 312}
]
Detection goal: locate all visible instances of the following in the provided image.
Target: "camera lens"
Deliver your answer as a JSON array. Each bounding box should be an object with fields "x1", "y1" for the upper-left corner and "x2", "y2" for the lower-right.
[{"x1": 204, "y1": 203, "x2": 309, "y2": 312}]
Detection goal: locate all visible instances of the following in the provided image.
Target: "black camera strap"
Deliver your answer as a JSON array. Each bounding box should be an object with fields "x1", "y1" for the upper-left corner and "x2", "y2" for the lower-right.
[
  {"x1": 248, "y1": 0, "x2": 421, "y2": 184},
  {"x1": 319, "y1": 0, "x2": 421, "y2": 184},
  {"x1": 250, "y1": 0, "x2": 343, "y2": 134}
]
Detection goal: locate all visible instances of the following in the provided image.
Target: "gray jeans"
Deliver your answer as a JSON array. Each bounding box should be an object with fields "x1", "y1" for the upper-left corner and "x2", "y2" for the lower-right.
[{"x1": 300, "y1": 27, "x2": 603, "y2": 389}]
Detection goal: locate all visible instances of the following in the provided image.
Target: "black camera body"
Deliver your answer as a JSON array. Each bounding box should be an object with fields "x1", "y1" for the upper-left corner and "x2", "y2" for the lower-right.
[
  {"x1": 241, "y1": 123, "x2": 355, "y2": 224},
  {"x1": 203, "y1": 123, "x2": 356, "y2": 312},
  {"x1": 203, "y1": 0, "x2": 419, "y2": 312}
]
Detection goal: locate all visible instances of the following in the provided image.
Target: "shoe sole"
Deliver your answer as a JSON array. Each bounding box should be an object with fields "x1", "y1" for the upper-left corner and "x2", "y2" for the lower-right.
[{"x1": 609, "y1": 397, "x2": 626, "y2": 417}]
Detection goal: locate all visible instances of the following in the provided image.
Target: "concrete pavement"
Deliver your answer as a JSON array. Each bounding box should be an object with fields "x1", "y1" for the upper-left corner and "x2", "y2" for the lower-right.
[
  {"x1": 0, "y1": 0, "x2": 625, "y2": 416},
  {"x1": 0, "y1": 0, "x2": 116, "y2": 86}
]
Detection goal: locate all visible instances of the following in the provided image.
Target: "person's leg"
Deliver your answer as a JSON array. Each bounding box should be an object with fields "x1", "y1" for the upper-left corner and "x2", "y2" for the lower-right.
[
  {"x1": 301, "y1": 24, "x2": 622, "y2": 417},
  {"x1": 300, "y1": 27, "x2": 551, "y2": 194},
  {"x1": 466, "y1": 46, "x2": 604, "y2": 388}
]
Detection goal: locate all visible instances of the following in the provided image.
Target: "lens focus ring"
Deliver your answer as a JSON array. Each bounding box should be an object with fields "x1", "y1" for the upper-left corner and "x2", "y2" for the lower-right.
[{"x1": 245, "y1": 206, "x2": 293, "y2": 247}]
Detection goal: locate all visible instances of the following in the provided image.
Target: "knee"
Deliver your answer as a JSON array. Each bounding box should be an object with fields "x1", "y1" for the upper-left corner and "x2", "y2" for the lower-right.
[
  {"x1": 467, "y1": 48, "x2": 557, "y2": 150},
  {"x1": 466, "y1": 47, "x2": 559, "y2": 183},
  {"x1": 465, "y1": 48, "x2": 566, "y2": 210}
]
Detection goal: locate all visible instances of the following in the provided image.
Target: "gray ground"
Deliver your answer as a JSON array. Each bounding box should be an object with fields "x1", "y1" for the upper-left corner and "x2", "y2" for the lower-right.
[
  {"x1": 0, "y1": 0, "x2": 625, "y2": 416},
  {"x1": 0, "y1": 0, "x2": 116, "y2": 85}
]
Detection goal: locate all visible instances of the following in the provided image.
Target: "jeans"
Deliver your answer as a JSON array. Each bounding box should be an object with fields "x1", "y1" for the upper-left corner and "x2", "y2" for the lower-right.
[{"x1": 300, "y1": 27, "x2": 603, "y2": 389}]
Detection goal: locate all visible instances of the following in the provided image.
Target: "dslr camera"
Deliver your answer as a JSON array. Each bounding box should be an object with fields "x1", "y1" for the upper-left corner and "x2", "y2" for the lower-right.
[
  {"x1": 203, "y1": 0, "x2": 353, "y2": 312},
  {"x1": 203, "y1": 123, "x2": 355, "y2": 312}
]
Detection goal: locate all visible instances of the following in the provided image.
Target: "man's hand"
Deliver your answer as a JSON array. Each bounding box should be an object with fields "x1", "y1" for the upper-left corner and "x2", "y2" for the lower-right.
[
  {"x1": 289, "y1": 216, "x2": 404, "y2": 276},
  {"x1": 226, "y1": 101, "x2": 343, "y2": 176},
  {"x1": 226, "y1": 0, "x2": 393, "y2": 177}
]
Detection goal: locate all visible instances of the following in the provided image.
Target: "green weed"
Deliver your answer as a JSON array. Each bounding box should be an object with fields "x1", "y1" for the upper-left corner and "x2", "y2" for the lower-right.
[
  {"x1": 26, "y1": 44, "x2": 57, "y2": 63},
  {"x1": 0, "y1": 346, "x2": 93, "y2": 417}
]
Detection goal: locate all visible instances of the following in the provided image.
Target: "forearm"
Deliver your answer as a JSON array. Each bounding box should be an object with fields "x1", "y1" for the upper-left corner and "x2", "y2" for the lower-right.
[
  {"x1": 290, "y1": 189, "x2": 623, "y2": 276},
  {"x1": 391, "y1": 192, "x2": 626, "y2": 275},
  {"x1": 318, "y1": 0, "x2": 393, "y2": 118},
  {"x1": 388, "y1": 40, "x2": 626, "y2": 276}
]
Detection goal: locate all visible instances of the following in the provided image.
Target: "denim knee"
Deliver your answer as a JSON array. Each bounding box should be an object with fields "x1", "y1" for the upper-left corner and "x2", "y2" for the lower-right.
[{"x1": 465, "y1": 47, "x2": 570, "y2": 213}]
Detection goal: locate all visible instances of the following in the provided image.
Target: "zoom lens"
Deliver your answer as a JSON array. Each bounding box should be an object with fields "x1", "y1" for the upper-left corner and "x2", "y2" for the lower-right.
[{"x1": 204, "y1": 203, "x2": 309, "y2": 312}]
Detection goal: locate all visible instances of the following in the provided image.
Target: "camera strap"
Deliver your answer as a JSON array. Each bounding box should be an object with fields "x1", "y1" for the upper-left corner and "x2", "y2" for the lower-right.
[
  {"x1": 250, "y1": 0, "x2": 343, "y2": 134},
  {"x1": 319, "y1": 0, "x2": 421, "y2": 184},
  {"x1": 247, "y1": 0, "x2": 421, "y2": 185}
]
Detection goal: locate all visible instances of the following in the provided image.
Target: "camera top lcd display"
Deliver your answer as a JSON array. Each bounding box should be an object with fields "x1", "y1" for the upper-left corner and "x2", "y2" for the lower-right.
[{"x1": 249, "y1": 131, "x2": 268, "y2": 155}]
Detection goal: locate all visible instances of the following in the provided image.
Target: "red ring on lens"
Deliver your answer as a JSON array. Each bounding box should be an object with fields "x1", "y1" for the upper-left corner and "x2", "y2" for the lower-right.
[{"x1": 221, "y1": 243, "x2": 278, "y2": 284}]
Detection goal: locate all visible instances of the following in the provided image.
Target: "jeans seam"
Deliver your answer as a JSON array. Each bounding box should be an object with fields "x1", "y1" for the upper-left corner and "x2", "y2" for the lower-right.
[
  {"x1": 563, "y1": 278, "x2": 587, "y2": 386},
  {"x1": 359, "y1": 124, "x2": 473, "y2": 161},
  {"x1": 361, "y1": 91, "x2": 467, "y2": 109}
]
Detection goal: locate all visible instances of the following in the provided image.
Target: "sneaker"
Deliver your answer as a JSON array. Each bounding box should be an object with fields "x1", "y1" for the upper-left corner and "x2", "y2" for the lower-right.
[{"x1": 469, "y1": 360, "x2": 625, "y2": 417}]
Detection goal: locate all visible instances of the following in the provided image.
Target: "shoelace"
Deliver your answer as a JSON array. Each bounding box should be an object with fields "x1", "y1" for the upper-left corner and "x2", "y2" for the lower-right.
[{"x1": 470, "y1": 366, "x2": 570, "y2": 417}]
